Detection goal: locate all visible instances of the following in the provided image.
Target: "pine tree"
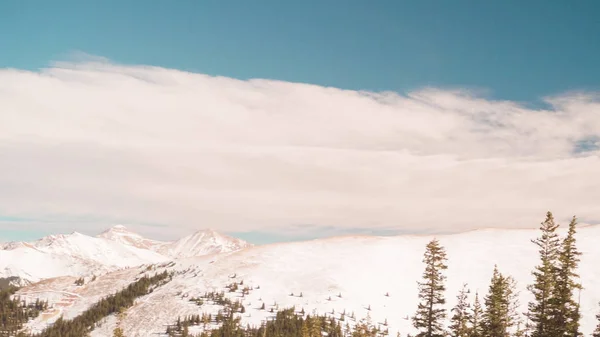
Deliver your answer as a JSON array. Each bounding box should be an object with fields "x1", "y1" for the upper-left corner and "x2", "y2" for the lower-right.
[
  {"x1": 310, "y1": 315, "x2": 322, "y2": 337},
  {"x1": 449, "y1": 284, "x2": 471, "y2": 337},
  {"x1": 592, "y1": 303, "x2": 600, "y2": 337},
  {"x1": 528, "y1": 211, "x2": 561, "y2": 337},
  {"x1": 113, "y1": 327, "x2": 125, "y2": 337},
  {"x1": 469, "y1": 292, "x2": 484, "y2": 337},
  {"x1": 554, "y1": 216, "x2": 582, "y2": 337},
  {"x1": 302, "y1": 318, "x2": 311, "y2": 337},
  {"x1": 482, "y1": 266, "x2": 519, "y2": 337},
  {"x1": 412, "y1": 239, "x2": 448, "y2": 337},
  {"x1": 353, "y1": 313, "x2": 378, "y2": 337}
]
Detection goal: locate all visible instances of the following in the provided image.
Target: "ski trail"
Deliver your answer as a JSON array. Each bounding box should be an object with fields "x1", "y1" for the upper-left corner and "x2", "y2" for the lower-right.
[{"x1": 19, "y1": 290, "x2": 83, "y2": 298}]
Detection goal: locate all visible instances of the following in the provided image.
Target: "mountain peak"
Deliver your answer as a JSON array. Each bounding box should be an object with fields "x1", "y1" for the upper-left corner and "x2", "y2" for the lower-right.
[
  {"x1": 96, "y1": 225, "x2": 251, "y2": 258},
  {"x1": 99, "y1": 224, "x2": 132, "y2": 235},
  {"x1": 97, "y1": 225, "x2": 164, "y2": 250},
  {"x1": 156, "y1": 228, "x2": 252, "y2": 259},
  {"x1": 189, "y1": 228, "x2": 219, "y2": 237}
]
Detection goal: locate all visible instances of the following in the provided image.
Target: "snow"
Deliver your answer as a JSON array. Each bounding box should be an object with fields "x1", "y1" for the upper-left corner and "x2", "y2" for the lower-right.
[
  {"x1": 155, "y1": 229, "x2": 252, "y2": 259},
  {"x1": 96, "y1": 225, "x2": 165, "y2": 250},
  {"x1": 97, "y1": 225, "x2": 252, "y2": 258},
  {"x1": 0, "y1": 232, "x2": 168, "y2": 282},
  {"x1": 15, "y1": 225, "x2": 600, "y2": 337},
  {"x1": 1, "y1": 226, "x2": 250, "y2": 283}
]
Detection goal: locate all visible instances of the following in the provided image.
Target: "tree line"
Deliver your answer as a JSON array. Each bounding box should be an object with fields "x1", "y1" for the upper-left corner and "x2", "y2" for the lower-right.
[
  {"x1": 18, "y1": 270, "x2": 173, "y2": 337},
  {"x1": 0, "y1": 286, "x2": 48, "y2": 337},
  {"x1": 412, "y1": 212, "x2": 600, "y2": 337},
  {"x1": 165, "y1": 307, "x2": 389, "y2": 337}
]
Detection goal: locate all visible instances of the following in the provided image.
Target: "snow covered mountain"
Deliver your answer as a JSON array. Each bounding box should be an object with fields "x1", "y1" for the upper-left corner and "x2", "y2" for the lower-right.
[
  {"x1": 14, "y1": 224, "x2": 600, "y2": 337},
  {"x1": 1, "y1": 226, "x2": 251, "y2": 283},
  {"x1": 96, "y1": 225, "x2": 165, "y2": 250},
  {"x1": 97, "y1": 225, "x2": 252, "y2": 258},
  {"x1": 154, "y1": 229, "x2": 252, "y2": 258},
  {"x1": 0, "y1": 231, "x2": 168, "y2": 282}
]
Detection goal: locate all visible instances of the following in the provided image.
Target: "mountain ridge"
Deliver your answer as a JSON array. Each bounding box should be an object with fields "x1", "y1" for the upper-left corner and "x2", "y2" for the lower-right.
[{"x1": 1, "y1": 226, "x2": 252, "y2": 283}]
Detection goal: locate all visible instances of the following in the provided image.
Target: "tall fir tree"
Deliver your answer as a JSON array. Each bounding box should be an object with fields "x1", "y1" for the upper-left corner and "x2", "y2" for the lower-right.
[
  {"x1": 482, "y1": 266, "x2": 519, "y2": 337},
  {"x1": 527, "y1": 211, "x2": 561, "y2": 337},
  {"x1": 449, "y1": 284, "x2": 472, "y2": 337},
  {"x1": 593, "y1": 302, "x2": 600, "y2": 337},
  {"x1": 301, "y1": 318, "x2": 310, "y2": 337},
  {"x1": 412, "y1": 239, "x2": 448, "y2": 337},
  {"x1": 554, "y1": 216, "x2": 582, "y2": 337},
  {"x1": 469, "y1": 292, "x2": 484, "y2": 337}
]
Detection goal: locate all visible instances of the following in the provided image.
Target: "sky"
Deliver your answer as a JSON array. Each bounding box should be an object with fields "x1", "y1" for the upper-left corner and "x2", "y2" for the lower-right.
[{"x1": 0, "y1": 1, "x2": 599, "y2": 243}]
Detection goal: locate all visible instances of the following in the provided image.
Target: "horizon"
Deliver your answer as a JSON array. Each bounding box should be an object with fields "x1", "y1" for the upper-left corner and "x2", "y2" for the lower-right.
[
  {"x1": 2, "y1": 219, "x2": 599, "y2": 245},
  {"x1": 1, "y1": 1, "x2": 600, "y2": 244}
]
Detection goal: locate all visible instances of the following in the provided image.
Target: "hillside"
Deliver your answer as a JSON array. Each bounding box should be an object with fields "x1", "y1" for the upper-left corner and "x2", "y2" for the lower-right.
[{"x1": 14, "y1": 224, "x2": 600, "y2": 336}]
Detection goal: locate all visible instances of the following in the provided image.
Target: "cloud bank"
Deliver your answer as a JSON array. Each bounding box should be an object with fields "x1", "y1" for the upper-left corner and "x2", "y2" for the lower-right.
[{"x1": 1, "y1": 59, "x2": 599, "y2": 240}]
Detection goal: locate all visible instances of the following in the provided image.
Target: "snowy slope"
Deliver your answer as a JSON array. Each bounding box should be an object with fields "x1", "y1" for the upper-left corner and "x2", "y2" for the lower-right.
[
  {"x1": 17, "y1": 225, "x2": 600, "y2": 337},
  {"x1": 0, "y1": 232, "x2": 168, "y2": 282}
]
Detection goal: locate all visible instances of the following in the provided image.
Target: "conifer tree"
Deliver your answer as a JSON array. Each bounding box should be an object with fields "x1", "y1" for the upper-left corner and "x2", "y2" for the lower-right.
[
  {"x1": 593, "y1": 302, "x2": 600, "y2": 337},
  {"x1": 555, "y1": 216, "x2": 582, "y2": 337},
  {"x1": 482, "y1": 266, "x2": 519, "y2": 337},
  {"x1": 449, "y1": 284, "x2": 471, "y2": 337},
  {"x1": 113, "y1": 327, "x2": 125, "y2": 337},
  {"x1": 301, "y1": 318, "x2": 311, "y2": 337},
  {"x1": 469, "y1": 292, "x2": 484, "y2": 337},
  {"x1": 310, "y1": 315, "x2": 322, "y2": 337},
  {"x1": 412, "y1": 239, "x2": 448, "y2": 337},
  {"x1": 528, "y1": 211, "x2": 561, "y2": 337},
  {"x1": 353, "y1": 313, "x2": 378, "y2": 337}
]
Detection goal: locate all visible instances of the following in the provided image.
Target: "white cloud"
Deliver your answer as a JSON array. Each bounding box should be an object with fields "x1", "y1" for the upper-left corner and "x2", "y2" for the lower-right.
[{"x1": 1, "y1": 59, "x2": 599, "y2": 240}]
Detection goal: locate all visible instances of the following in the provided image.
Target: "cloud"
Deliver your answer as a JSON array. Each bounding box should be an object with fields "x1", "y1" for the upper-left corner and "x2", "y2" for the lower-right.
[{"x1": 1, "y1": 58, "x2": 599, "y2": 241}]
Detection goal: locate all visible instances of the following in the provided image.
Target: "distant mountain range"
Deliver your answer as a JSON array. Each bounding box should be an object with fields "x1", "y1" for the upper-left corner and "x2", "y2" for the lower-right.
[{"x1": 0, "y1": 225, "x2": 251, "y2": 283}]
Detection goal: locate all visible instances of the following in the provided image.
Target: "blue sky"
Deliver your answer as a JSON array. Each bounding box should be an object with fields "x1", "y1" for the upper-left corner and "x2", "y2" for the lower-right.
[
  {"x1": 1, "y1": 1, "x2": 600, "y2": 244},
  {"x1": 1, "y1": 0, "x2": 599, "y2": 102}
]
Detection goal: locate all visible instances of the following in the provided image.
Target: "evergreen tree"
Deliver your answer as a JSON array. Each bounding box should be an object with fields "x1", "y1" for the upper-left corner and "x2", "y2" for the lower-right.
[
  {"x1": 309, "y1": 316, "x2": 321, "y2": 337},
  {"x1": 352, "y1": 313, "x2": 378, "y2": 337},
  {"x1": 449, "y1": 284, "x2": 471, "y2": 337},
  {"x1": 112, "y1": 327, "x2": 125, "y2": 337},
  {"x1": 528, "y1": 211, "x2": 561, "y2": 337},
  {"x1": 593, "y1": 302, "x2": 600, "y2": 337},
  {"x1": 469, "y1": 292, "x2": 484, "y2": 337},
  {"x1": 554, "y1": 216, "x2": 582, "y2": 337},
  {"x1": 301, "y1": 319, "x2": 310, "y2": 337},
  {"x1": 482, "y1": 266, "x2": 519, "y2": 337},
  {"x1": 412, "y1": 239, "x2": 448, "y2": 337}
]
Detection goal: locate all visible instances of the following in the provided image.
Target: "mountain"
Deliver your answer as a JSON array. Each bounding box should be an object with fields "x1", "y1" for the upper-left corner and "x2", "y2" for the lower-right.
[
  {"x1": 0, "y1": 231, "x2": 168, "y2": 282},
  {"x1": 155, "y1": 229, "x2": 252, "y2": 258},
  {"x1": 96, "y1": 225, "x2": 165, "y2": 250},
  {"x1": 97, "y1": 225, "x2": 252, "y2": 258},
  {"x1": 1, "y1": 226, "x2": 252, "y2": 283},
  {"x1": 14, "y1": 225, "x2": 600, "y2": 337}
]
